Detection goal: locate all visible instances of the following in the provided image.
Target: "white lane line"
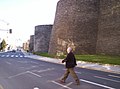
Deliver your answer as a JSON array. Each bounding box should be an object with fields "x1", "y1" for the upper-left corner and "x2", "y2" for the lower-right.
[
  {"x1": 0, "y1": 84, "x2": 4, "y2": 89},
  {"x1": 8, "y1": 71, "x2": 28, "y2": 78},
  {"x1": 30, "y1": 61, "x2": 39, "y2": 64},
  {"x1": 66, "y1": 82, "x2": 73, "y2": 86},
  {"x1": 6, "y1": 62, "x2": 11, "y2": 65},
  {"x1": 34, "y1": 87, "x2": 39, "y2": 89},
  {"x1": 11, "y1": 55, "x2": 14, "y2": 57},
  {"x1": 6, "y1": 55, "x2": 9, "y2": 57},
  {"x1": 37, "y1": 68, "x2": 54, "y2": 73},
  {"x1": 15, "y1": 55, "x2": 18, "y2": 57},
  {"x1": 94, "y1": 76, "x2": 120, "y2": 83},
  {"x1": 28, "y1": 71, "x2": 42, "y2": 78},
  {"x1": 24, "y1": 56, "x2": 27, "y2": 57},
  {"x1": 20, "y1": 55, "x2": 23, "y2": 57},
  {"x1": 80, "y1": 79, "x2": 116, "y2": 89},
  {"x1": 21, "y1": 66, "x2": 39, "y2": 70},
  {"x1": 52, "y1": 81, "x2": 72, "y2": 89},
  {"x1": 1, "y1": 55, "x2": 5, "y2": 57},
  {"x1": 76, "y1": 71, "x2": 82, "y2": 74},
  {"x1": 108, "y1": 75, "x2": 120, "y2": 78}
]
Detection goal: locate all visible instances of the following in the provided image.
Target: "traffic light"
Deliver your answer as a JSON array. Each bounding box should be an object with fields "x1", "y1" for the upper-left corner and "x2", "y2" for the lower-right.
[{"x1": 9, "y1": 29, "x2": 12, "y2": 34}]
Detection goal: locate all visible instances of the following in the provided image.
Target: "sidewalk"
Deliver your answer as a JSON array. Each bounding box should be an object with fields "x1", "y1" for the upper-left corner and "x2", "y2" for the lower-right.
[{"x1": 25, "y1": 53, "x2": 120, "y2": 74}]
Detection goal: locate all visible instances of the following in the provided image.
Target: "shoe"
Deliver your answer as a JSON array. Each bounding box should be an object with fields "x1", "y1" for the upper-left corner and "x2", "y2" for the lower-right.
[
  {"x1": 75, "y1": 82, "x2": 80, "y2": 85},
  {"x1": 75, "y1": 80, "x2": 80, "y2": 85}
]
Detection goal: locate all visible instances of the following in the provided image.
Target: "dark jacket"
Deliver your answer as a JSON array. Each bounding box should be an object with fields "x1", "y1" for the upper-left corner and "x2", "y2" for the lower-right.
[{"x1": 62, "y1": 52, "x2": 77, "y2": 68}]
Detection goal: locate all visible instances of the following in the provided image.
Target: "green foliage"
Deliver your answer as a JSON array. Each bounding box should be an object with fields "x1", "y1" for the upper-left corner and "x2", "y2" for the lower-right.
[
  {"x1": 33, "y1": 52, "x2": 120, "y2": 65},
  {"x1": 75, "y1": 55, "x2": 120, "y2": 65},
  {"x1": 33, "y1": 52, "x2": 55, "y2": 58},
  {"x1": 0, "y1": 39, "x2": 7, "y2": 51}
]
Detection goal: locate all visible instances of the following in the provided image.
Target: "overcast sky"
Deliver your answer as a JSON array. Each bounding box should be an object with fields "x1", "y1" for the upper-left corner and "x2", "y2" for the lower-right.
[{"x1": 0, "y1": 0, "x2": 59, "y2": 46}]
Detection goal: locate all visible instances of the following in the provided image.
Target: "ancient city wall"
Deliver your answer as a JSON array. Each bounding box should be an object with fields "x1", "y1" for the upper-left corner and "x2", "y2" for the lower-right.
[
  {"x1": 96, "y1": 0, "x2": 120, "y2": 55},
  {"x1": 34, "y1": 25, "x2": 52, "y2": 52},
  {"x1": 29, "y1": 35, "x2": 34, "y2": 52},
  {"x1": 49, "y1": 0, "x2": 100, "y2": 55},
  {"x1": 49, "y1": 0, "x2": 120, "y2": 55}
]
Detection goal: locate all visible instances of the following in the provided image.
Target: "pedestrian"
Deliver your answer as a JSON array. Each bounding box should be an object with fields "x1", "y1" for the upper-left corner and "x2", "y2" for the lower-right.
[{"x1": 59, "y1": 47, "x2": 80, "y2": 85}]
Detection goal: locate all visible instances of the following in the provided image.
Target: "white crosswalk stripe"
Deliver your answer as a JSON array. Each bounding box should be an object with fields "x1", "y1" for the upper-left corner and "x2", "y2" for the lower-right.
[
  {"x1": 6, "y1": 55, "x2": 10, "y2": 57},
  {"x1": 11, "y1": 55, "x2": 14, "y2": 57},
  {"x1": 0, "y1": 55, "x2": 26, "y2": 58}
]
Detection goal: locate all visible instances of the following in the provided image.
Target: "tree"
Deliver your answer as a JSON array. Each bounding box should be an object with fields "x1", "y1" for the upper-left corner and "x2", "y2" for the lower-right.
[{"x1": 0, "y1": 39, "x2": 7, "y2": 51}]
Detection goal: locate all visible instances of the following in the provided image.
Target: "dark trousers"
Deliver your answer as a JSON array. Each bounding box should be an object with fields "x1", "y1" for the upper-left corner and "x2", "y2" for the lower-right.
[{"x1": 61, "y1": 68, "x2": 80, "y2": 83}]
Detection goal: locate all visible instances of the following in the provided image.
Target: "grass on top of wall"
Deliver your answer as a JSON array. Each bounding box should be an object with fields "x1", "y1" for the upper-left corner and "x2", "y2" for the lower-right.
[{"x1": 33, "y1": 52, "x2": 120, "y2": 65}]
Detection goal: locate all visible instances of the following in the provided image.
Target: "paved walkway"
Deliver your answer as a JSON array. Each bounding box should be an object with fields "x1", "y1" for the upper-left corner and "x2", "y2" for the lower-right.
[{"x1": 24, "y1": 53, "x2": 120, "y2": 74}]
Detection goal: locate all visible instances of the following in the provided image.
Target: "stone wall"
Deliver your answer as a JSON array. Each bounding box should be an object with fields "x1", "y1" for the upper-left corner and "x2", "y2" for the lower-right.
[
  {"x1": 96, "y1": 0, "x2": 120, "y2": 55},
  {"x1": 29, "y1": 35, "x2": 34, "y2": 52},
  {"x1": 49, "y1": 0, "x2": 100, "y2": 55},
  {"x1": 34, "y1": 25, "x2": 52, "y2": 52},
  {"x1": 49, "y1": 0, "x2": 120, "y2": 56}
]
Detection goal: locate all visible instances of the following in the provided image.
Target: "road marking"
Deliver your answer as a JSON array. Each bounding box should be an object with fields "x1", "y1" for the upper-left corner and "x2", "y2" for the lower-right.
[
  {"x1": 28, "y1": 71, "x2": 42, "y2": 78},
  {"x1": 76, "y1": 71, "x2": 82, "y2": 74},
  {"x1": 108, "y1": 75, "x2": 120, "y2": 78},
  {"x1": 66, "y1": 82, "x2": 73, "y2": 86},
  {"x1": 1, "y1": 55, "x2": 5, "y2": 57},
  {"x1": 6, "y1": 55, "x2": 9, "y2": 57},
  {"x1": 80, "y1": 79, "x2": 116, "y2": 89},
  {"x1": 21, "y1": 66, "x2": 39, "y2": 70},
  {"x1": 15, "y1": 55, "x2": 18, "y2": 57},
  {"x1": 8, "y1": 71, "x2": 42, "y2": 79},
  {"x1": 11, "y1": 55, "x2": 14, "y2": 57},
  {"x1": 94, "y1": 76, "x2": 120, "y2": 83},
  {"x1": 6, "y1": 62, "x2": 11, "y2": 65},
  {"x1": 34, "y1": 87, "x2": 39, "y2": 89},
  {"x1": 37, "y1": 68, "x2": 54, "y2": 73},
  {"x1": 8, "y1": 71, "x2": 28, "y2": 78},
  {"x1": 0, "y1": 84, "x2": 4, "y2": 89},
  {"x1": 20, "y1": 55, "x2": 23, "y2": 57},
  {"x1": 30, "y1": 61, "x2": 39, "y2": 64},
  {"x1": 52, "y1": 81, "x2": 72, "y2": 89}
]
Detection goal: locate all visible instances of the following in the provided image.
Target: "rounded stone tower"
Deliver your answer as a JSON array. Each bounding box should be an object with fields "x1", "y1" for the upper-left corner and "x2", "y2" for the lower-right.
[
  {"x1": 29, "y1": 35, "x2": 34, "y2": 52},
  {"x1": 96, "y1": 0, "x2": 120, "y2": 55},
  {"x1": 49, "y1": 0, "x2": 100, "y2": 55},
  {"x1": 34, "y1": 25, "x2": 52, "y2": 53}
]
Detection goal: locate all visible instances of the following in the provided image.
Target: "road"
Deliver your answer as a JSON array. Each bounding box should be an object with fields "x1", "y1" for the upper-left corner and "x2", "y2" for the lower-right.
[{"x1": 0, "y1": 51, "x2": 120, "y2": 89}]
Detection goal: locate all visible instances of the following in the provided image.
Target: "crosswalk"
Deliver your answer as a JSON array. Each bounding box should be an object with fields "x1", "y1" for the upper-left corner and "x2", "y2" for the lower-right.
[{"x1": 0, "y1": 55, "x2": 26, "y2": 58}]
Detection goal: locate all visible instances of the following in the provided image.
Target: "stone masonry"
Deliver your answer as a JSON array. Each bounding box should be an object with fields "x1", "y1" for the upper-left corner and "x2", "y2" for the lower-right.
[
  {"x1": 96, "y1": 0, "x2": 120, "y2": 55},
  {"x1": 34, "y1": 25, "x2": 52, "y2": 52},
  {"x1": 29, "y1": 35, "x2": 34, "y2": 52},
  {"x1": 49, "y1": 0, "x2": 100, "y2": 55},
  {"x1": 49, "y1": 0, "x2": 120, "y2": 56}
]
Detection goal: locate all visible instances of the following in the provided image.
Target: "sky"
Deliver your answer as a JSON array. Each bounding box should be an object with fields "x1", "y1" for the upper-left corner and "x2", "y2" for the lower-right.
[{"x1": 0, "y1": 0, "x2": 59, "y2": 46}]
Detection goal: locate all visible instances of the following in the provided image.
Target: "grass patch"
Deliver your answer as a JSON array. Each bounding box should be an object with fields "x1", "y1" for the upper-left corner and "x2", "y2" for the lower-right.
[
  {"x1": 75, "y1": 55, "x2": 120, "y2": 65},
  {"x1": 33, "y1": 52, "x2": 55, "y2": 58},
  {"x1": 33, "y1": 52, "x2": 120, "y2": 65}
]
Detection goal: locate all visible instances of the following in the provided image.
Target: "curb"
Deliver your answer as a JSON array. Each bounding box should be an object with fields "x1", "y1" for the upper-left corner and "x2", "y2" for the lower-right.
[{"x1": 26, "y1": 54, "x2": 120, "y2": 74}]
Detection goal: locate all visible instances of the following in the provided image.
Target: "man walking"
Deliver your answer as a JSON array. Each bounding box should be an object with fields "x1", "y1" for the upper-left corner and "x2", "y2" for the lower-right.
[{"x1": 59, "y1": 47, "x2": 80, "y2": 85}]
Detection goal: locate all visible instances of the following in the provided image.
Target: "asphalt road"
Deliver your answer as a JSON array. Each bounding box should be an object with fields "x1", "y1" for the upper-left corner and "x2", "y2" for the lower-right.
[{"x1": 0, "y1": 51, "x2": 120, "y2": 89}]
